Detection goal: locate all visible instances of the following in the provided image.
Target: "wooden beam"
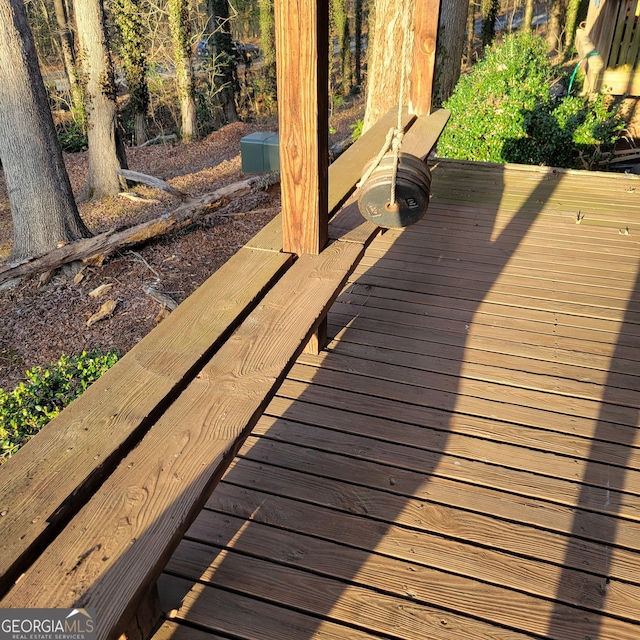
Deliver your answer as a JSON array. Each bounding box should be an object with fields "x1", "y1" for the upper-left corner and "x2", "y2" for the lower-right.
[
  {"x1": 274, "y1": 0, "x2": 329, "y2": 257},
  {"x1": 410, "y1": 0, "x2": 441, "y2": 116},
  {"x1": 0, "y1": 219, "x2": 377, "y2": 639}
]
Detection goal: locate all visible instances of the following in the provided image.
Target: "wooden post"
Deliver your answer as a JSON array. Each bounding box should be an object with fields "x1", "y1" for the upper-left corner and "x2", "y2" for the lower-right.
[
  {"x1": 274, "y1": 0, "x2": 329, "y2": 257},
  {"x1": 409, "y1": 0, "x2": 441, "y2": 116}
]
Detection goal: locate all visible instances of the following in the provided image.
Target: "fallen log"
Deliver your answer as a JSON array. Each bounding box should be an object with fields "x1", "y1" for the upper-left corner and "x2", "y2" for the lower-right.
[
  {"x1": 117, "y1": 170, "x2": 189, "y2": 200},
  {"x1": 0, "y1": 172, "x2": 280, "y2": 288}
]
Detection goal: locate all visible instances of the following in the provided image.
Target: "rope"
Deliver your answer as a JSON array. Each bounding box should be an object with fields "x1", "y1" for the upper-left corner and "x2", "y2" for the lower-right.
[
  {"x1": 390, "y1": 2, "x2": 412, "y2": 207},
  {"x1": 357, "y1": 0, "x2": 413, "y2": 207}
]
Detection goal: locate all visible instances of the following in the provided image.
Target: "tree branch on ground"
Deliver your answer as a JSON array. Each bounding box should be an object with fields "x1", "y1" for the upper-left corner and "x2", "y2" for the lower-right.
[{"x1": 0, "y1": 171, "x2": 281, "y2": 288}]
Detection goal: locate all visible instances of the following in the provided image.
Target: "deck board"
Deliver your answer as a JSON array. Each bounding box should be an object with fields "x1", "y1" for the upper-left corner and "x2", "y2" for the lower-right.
[{"x1": 154, "y1": 161, "x2": 640, "y2": 639}]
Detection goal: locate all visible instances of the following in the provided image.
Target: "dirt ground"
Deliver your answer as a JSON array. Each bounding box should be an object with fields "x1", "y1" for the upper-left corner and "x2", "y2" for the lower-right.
[{"x1": 0, "y1": 98, "x2": 365, "y2": 391}]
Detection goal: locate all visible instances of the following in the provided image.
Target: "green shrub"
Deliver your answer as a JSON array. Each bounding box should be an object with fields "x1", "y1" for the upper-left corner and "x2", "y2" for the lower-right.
[
  {"x1": 57, "y1": 121, "x2": 88, "y2": 153},
  {"x1": 0, "y1": 350, "x2": 119, "y2": 463},
  {"x1": 350, "y1": 118, "x2": 364, "y2": 141},
  {"x1": 437, "y1": 32, "x2": 624, "y2": 169}
]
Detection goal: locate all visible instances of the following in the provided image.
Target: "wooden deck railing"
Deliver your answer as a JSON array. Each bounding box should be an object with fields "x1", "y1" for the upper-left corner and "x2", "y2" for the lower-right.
[{"x1": 0, "y1": 107, "x2": 448, "y2": 639}]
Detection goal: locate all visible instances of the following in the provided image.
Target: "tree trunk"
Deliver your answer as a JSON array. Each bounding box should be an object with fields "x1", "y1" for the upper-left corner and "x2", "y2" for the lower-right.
[
  {"x1": 563, "y1": 0, "x2": 582, "y2": 51},
  {"x1": 546, "y1": 0, "x2": 567, "y2": 53},
  {"x1": 207, "y1": 0, "x2": 239, "y2": 123},
  {"x1": 259, "y1": 0, "x2": 277, "y2": 104},
  {"x1": 332, "y1": 0, "x2": 352, "y2": 94},
  {"x1": 433, "y1": 0, "x2": 469, "y2": 106},
  {"x1": 363, "y1": 0, "x2": 415, "y2": 131},
  {"x1": 75, "y1": 0, "x2": 128, "y2": 199},
  {"x1": 52, "y1": 0, "x2": 84, "y2": 118},
  {"x1": 113, "y1": 0, "x2": 150, "y2": 145},
  {"x1": 168, "y1": 0, "x2": 198, "y2": 142},
  {"x1": 523, "y1": 0, "x2": 534, "y2": 32},
  {"x1": 480, "y1": 0, "x2": 499, "y2": 47},
  {"x1": 354, "y1": 0, "x2": 363, "y2": 85},
  {"x1": 465, "y1": 0, "x2": 476, "y2": 67},
  {"x1": 0, "y1": 0, "x2": 91, "y2": 261}
]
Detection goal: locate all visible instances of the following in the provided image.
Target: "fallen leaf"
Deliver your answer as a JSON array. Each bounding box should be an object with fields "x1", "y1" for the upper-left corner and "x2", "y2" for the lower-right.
[
  {"x1": 154, "y1": 307, "x2": 171, "y2": 324},
  {"x1": 73, "y1": 270, "x2": 85, "y2": 284},
  {"x1": 84, "y1": 254, "x2": 106, "y2": 267},
  {"x1": 89, "y1": 283, "x2": 113, "y2": 298},
  {"x1": 87, "y1": 299, "x2": 118, "y2": 327}
]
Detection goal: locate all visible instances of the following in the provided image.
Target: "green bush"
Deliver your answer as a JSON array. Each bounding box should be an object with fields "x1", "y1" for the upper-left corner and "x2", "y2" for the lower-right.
[
  {"x1": 57, "y1": 121, "x2": 88, "y2": 153},
  {"x1": 437, "y1": 32, "x2": 624, "y2": 169},
  {"x1": 0, "y1": 350, "x2": 119, "y2": 463}
]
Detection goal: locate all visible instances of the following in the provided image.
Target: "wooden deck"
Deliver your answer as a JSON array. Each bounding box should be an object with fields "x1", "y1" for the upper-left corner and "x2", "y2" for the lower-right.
[{"x1": 153, "y1": 160, "x2": 640, "y2": 640}]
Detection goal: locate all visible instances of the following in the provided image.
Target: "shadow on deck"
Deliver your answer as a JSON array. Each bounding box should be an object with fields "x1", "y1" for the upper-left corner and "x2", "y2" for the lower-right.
[{"x1": 154, "y1": 160, "x2": 640, "y2": 640}]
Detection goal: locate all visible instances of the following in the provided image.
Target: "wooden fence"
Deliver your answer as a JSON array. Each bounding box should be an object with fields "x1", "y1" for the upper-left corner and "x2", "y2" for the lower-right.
[{"x1": 577, "y1": 0, "x2": 640, "y2": 95}]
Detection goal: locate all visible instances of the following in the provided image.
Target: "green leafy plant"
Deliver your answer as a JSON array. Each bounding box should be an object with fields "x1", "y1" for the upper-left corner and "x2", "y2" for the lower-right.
[
  {"x1": 57, "y1": 121, "x2": 88, "y2": 153},
  {"x1": 0, "y1": 350, "x2": 119, "y2": 463},
  {"x1": 350, "y1": 118, "x2": 364, "y2": 141},
  {"x1": 437, "y1": 32, "x2": 623, "y2": 169}
]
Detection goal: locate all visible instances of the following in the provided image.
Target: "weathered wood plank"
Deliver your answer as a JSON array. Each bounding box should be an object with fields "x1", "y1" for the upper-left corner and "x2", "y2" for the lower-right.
[
  {"x1": 347, "y1": 271, "x2": 640, "y2": 325},
  {"x1": 373, "y1": 226, "x2": 640, "y2": 271},
  {"x1": 280, "y1": 363, "x2": 638, "y2": 476},
  {"x1": 173, "y1": 515, "x2": 640, "y2": 629},
  {"x1": 409, "y1": 0, "x2": 440, "y2": 116},
  {"x1": 338, "y1": 284, "x2": 640, "y2": 343},
  {"x1": 259, "y1": 408, "x2": 640, "y2": 525},
  {"x1": 0, "y1": 238, "x2": 367, "y2": 638},
  {"x1": 214, "y1": 459, "x2": 640, "y2": 580},
  {"x1": 167, "y1": 538, "x2": 636, "y2": 640},
  {"x1": 361, "y1": 244, "x2": 640, "y2": 288},
  {"x1": 351, "y1": 260, "x2": 640, "y2": 309},
  {"x1": 270, "y1": 376, "x2": 640, "y2": 499},
  {"x1": 275, "y1": 0, "x2": 329, "y2": 256},
  {"x1": 401, "y1": 210, "x2": 640, "y2": 255},
  {"x1": 330, "y1": 303, "x2": 639, "y2": 378},
  {"x1": 182, "y1": 512, "x2": 640, "y2": 623},
  {"x1": 335, "y1": 288, "x2": 640, "y2": 356},
  {"x1": 267, "y1": 382, "x2": 640, "y2": 492},
  {"x1": 0, "y1": 247, "x2": 292, "y2": 596},
  {"x1": 324, "y1": 322, "x2": 640, "y2": 404},
  {"x1": 157, "y1": 575, "x2": 382, "y2": 640},
  {"x1": 151, "y1": 621, "x2": 226, "y2": 640},
  {"x1": 396, "y1": 108, "x2": 450, "y2": 159},
  {"x1": 281, "y1": 360, "x2": 640, "y2": 469}
]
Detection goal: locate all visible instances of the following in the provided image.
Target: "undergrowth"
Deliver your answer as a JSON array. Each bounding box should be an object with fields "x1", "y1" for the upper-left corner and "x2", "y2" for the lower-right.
[
  {"x1": 437, "y1": 32, "x2": 624, "y2": 169},
  {"x1": 0, "y1": 349, "x2": 119, "y2": 463}
]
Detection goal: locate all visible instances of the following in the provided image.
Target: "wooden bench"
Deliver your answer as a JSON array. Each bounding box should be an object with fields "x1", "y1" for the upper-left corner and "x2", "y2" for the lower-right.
[{"x1": 0, "y1": 108, "x2": 448, "y2": 639}]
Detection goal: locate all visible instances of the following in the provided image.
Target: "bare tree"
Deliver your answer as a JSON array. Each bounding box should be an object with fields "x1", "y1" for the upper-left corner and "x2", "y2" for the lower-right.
[
  {"x1": 354, "y1": 0, "x2": 364, "y2": 85},
  {"x1": 75, "y1": 0, "x2": 128, "y2": 198},
  {"x1": 113, "y1": 0, "x2": 150, "y2": 144},
  {"x1": 259, "y1": 0, "x2": 277, "y2": 104},
  {"x1": 0, "y1": 0, "x2": 91, "y2": 261},
  {"x1": 546, "y1": 0, "x2": 567, "y2": 53},
  {"x1": 332, "y1": 0, "x2": 352, "y2": 94},
  {"x1": 480, "y1": 0, "x2": 499, "y2": 47},
  {"x1": 52, "y1": 0, "x2": 84, "y2": 117},
  {"x1": 207, "y1": 0, "x2": 239, "y2": 123},
  {"x1": 168, "y1": 0, "x2": 197, "y2": 142},
  {"x1": 563, "y1": 0, "x2": 582, "y2": 51},
  {"x1": 465, "y1": 0, "x2": 477, "y2": 67},
  {"x1": 434, "y1": 0, "x2": 469, "y2": 106},
  {"x1": 363, "y1": 0, "x2": 415, "y2": 131},
  {"x1": 522, "y1": 0, "x2": 534, "y2": 33}
]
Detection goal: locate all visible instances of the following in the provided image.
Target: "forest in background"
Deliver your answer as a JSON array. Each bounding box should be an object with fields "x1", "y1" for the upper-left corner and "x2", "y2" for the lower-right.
[{"x1": 22, "y1": 0, "x2": 591, "y2": 154}]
